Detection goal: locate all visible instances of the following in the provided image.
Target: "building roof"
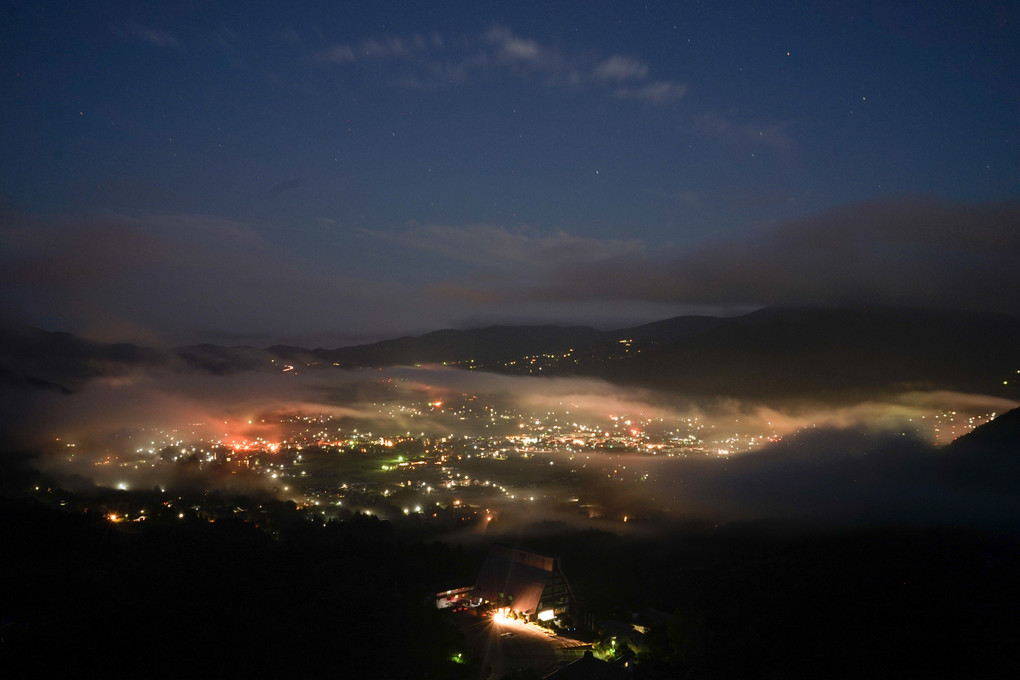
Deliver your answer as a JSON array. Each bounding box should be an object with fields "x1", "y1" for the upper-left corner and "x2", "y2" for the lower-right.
[
  {"x1": 542, "y1": 651, "x2": 630, "y2": 679},
  {"x1": 474, "y1": 545, "x2": 557, "y2": 616}
]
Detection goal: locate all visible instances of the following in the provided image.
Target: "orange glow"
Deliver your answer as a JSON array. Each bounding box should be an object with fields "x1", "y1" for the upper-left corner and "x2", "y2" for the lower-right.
[
  {"x1": 492, "y1": 607, "x2": 512, "y2": 623},
  {"x1": 214, "y1": 418, "x2": 287, "y2": 454},
  {"x1": 221, "y1": 432, "x2": 282, "y2": 455}
]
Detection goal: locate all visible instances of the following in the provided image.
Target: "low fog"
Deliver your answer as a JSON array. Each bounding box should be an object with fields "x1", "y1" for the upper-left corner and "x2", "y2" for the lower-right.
[{"x1": 3, "y1": 362, "x2": 1017, "y2": 527}]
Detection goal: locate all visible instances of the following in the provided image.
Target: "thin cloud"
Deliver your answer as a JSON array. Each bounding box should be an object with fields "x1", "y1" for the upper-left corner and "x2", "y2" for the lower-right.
[
  {"x1": 594, "y1": 56, "x2": 650, "y2": 82},
  {"x1": 361, "y1": 35, "x2": 426, "y2": 57},
  {"x1": 313, "y1": 34, "x2": 433, "y2": 64},
  {"x1": 112, "y1": 23, "x2": 180, "y2": 48},
  {"x1": 693, "y1": 112, "x2": 794, "y2": 151},
  {"x1": 615, "y1": 81, "x2": 688, "y2": 104},
  {"x1": 265, "y1": 177, "x2": 306, "y2": 199},
  {"x1": 315, "y1": 44, "x2": 356, "y2": 64},
  {"x1": 362, "y1": 223, "x2": 646, "y2": 271},
  {"x1": 485, "y1": 25, "x2": 546, "y2": 65},
  {"x1": 312, "y1": 25, "x2": 687, "y2": 105}
]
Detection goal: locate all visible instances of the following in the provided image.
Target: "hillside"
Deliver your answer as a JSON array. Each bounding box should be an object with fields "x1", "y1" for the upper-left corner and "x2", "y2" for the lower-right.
[
  {"x1": 608, "y1": 307, "x2": 1020, "y2": 400},
  {"x1": 2, "y1": 307, "x2": 1017, "y2": 402}
]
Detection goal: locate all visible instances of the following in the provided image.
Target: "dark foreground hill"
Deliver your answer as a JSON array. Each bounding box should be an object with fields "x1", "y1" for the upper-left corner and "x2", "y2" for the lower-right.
[
  {"x1": 937, "y1": 405, "x2": 1020, "y2": 500},
  {"x1": 2, "y1": 490, "x2": 1017, "y2": 679},
  {"x1": 0, "y1": 495, "x2": 476, "y2": 679}
]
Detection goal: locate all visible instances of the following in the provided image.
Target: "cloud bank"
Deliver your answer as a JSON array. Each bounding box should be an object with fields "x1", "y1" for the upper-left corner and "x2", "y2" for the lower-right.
[
  {"x1": 3, "y1": 197, "x2": 1016, "y2": 345},
  {"x1": 428, "y1": 197, "x2": 1020, "y2": 314},
  {"x1": 6, "y1": 357, "x2": 1015, "y2": 526}
]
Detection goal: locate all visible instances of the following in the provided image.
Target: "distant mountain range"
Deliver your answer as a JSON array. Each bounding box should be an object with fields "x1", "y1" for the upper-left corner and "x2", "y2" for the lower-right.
[{"x1": 2, "y1": 306, "x2": 1018, "y2": 401}]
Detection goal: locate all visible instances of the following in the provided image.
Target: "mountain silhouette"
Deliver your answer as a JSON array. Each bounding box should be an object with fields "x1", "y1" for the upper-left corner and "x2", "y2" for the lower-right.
[{"x1": 1, "y1": 306, "x2": 1016, "y2": 402}]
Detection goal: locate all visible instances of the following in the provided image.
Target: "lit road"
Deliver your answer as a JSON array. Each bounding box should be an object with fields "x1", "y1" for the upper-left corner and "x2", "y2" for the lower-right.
[{"x1": 454, "y1": 610, "x2": 590, "y2": 678}]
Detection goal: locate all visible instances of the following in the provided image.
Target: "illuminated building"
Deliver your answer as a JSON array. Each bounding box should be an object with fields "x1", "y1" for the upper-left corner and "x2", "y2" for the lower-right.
[
  {"x1": 434, "y1": 584, "x2": 474, "y2": 609},
  {"x1": 474, "y1": 545, "x2": 575, "y2": 622}
]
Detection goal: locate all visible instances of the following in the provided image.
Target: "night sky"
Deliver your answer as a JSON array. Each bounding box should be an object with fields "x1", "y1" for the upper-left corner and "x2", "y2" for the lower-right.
[{"x1": 2, "y1": 1, "x2": 1018, "y2": 346}]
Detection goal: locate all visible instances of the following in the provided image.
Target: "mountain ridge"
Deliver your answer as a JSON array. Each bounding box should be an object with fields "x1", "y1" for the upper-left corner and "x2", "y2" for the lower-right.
[{"x1": 2, "y1": 306, "x2": 1017, "y2": 402}]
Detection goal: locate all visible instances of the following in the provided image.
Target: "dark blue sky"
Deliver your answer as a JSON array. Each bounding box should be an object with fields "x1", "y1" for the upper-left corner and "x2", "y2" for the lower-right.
[{"x1": 2, "y1": 1, "x2": 1018, "y2": 345}]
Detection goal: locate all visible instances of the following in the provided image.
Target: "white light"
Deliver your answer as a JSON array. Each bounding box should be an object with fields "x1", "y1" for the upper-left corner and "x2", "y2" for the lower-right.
[{"x1": 537, "y1": 609, "x2": 555, "y2": 622}]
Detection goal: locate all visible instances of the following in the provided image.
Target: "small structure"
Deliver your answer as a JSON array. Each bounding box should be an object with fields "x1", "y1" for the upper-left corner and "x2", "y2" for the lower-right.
[
  {"x1": 599, "y1": 608, "x2": 676, "y2": 656},
  {"x1": 434, "y1": 584, "x2": 474, "y2": 609},
  {"x1": 474, "y1": 545, "x2": 575, "y2": 622},
  {"x1": 542, "y1": 651, "x2": 631, "y2": 679},
  {"x1": 630, "y1": 607, "x2": 673, "y2": 634}
]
